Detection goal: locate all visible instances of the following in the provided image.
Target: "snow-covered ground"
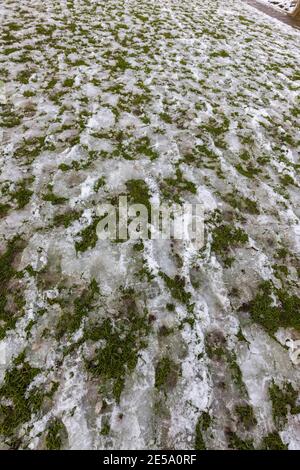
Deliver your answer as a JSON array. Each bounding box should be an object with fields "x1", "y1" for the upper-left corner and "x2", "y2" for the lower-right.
[{"x1": 0, "y1": 0, "x2": 300, "y2": 450}]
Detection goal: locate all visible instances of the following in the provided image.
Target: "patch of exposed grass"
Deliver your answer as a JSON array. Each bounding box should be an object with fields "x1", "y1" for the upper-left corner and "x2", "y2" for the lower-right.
[
  {"x1": 223, "y1": 191, "x2": 259, "y2": 215},
  {"x1": 155, "y1": 356, "x2": 178, "y2": 390},
  {"x1": 205, "y1": 330, "x2": 226, "y2": 360},
  {"x1": 111, "y1": 55, "x2": 131, "y2": 72},
  {"x1": 261, "y1": 432, "x2": 287, "y2": 450},
  {"x1": 16, "y1": 69, "x2": 34, "y2": 84},
  {"x1": 85, "y1": 289, "x2": 150, "y2": 402},
  {"x1": 0, "y1": 236, "x2": 25, "y2": 339},
  {"x1": 58, "y1": 163, "x2": 72, "y2": 171},
  {"x1": 14, "y1": 136, "x2": 48, "y2": 164},
  {"x1": 161, "y1": 168, "x2": 197, "y2": 203},
  {"x1": 10, "y1": 177, "x2": 34, "y2": 209},
  {"x1": 159, "y1": 112, "x2": 173, "y2": 124},
  {"x1": 205, "y1": 331, "x2": 247, "y2": 394},
  {"x1": 42, "y1": 184, "x2": 68, "y2": 205},
  {"x1": 126, "y1": 179, "x2": 151, "y2": 210},
  {"x1": 194, "y1": 412, "x2": 211, "y2": 450},
  {"x1": 45, "y1": 418, "x2": 67, "y2": 450},
  {"x1": 269, "y1": 381, "x2": 300, "y2": 428},
  {"x1": 280, "y1": 174, "x2": 296, "y2": 187},
  {"x1": 227, "y1": 431, "x2": 254, "y2": 450},
  {"x1": 132, "y1": 136, "x2": 158, "y2": 160},
  {"x1": 0, "y1": 203, "x2": 11, "y2": 218},
  {"x1": 210, "y1": 50, "x2": 230, "y2": 58},
  {"x1": 63, "y1": 77, "x2": 74, "y2": 88},
  {"x1": 235, "y1": 404, "x2": 257, "y2": 429},
  {"x1": 245, "y1": 281, "x2": 300, "y2": 334},
  {"x1": 56, "y1": 279, "x2": 99, "y2": 339},
  {"x1": 53, "y1": 209, "x2": 81, "y2": 228},
  {"x1": 159, "y1": 272, "x2": 191, "y2": 305},
  {"x1": 211, "y1": 224, "x2": 248, "y2": 257},
  {"x1": 227, "y1": 350, "x2": 247, "y2": 395},
  {"x1": 94, "y1": 176, "x2": 106, "y2": 192},
  {"x1": 236, "y1": 164, "x2": 261, "y2": 178},
  {"x1": 0, "y1": 105, "x2": 21, "y2": 128},
  {"x1": 75, "y1": 215, "x2": 101, "y2": 252},
  {"x1": 100, "y1": 419, "x2": 110, "y2": 437},
  {"x1": 0, "y1": 352, "x2": 42, "y2": 442}
]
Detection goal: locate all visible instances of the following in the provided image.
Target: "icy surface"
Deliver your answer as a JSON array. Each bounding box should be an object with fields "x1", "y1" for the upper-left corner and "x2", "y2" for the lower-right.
[{"x1": 0, "y1": 0, "x2": 300, "y2": 450}]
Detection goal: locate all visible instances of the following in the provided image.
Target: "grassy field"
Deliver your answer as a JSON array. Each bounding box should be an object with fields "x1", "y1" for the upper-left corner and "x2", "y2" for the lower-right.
[{"x1": 0, "y1": 0, "x2": 300, "y2": 450}]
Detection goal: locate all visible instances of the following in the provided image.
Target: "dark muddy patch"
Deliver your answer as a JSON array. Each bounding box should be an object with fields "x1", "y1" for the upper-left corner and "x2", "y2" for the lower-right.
[{"x1": 244, "y1": 0, "x2": 300, "y2": 29}]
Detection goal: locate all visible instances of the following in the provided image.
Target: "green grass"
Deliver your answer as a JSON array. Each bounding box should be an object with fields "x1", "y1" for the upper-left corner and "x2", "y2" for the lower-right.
[
  {"x1": 45, "y1": 418, "x2": 67, "y2": 450},
  {"x1": 0, "y1": 236, "x2": 25, "y2": 339},
  {"x1": 155, "y1": 356, "x2": 178, "y2": 390},
  {"x1": 75, "y1": 216, "x2": 101, "y2": 252},
  {"x1": 235, "y1": 404, "x2": 257, "y2": 429},
  {"x1": 210, "y1": 50, "x2": 230, "y2": 58},
  {"x1": 16, "y1": 69, "x2": 33, "y2": 84},
  {"x1": 126, "y1": 179, "x2": 151, "y2": 209},
  {"x1": 10, "y1": 177, "x2": 34, "y2": 209},
  {"x1": 13, "y1": 136, "x2": 48, "y2": 164},
  {"x1": 53, "y1": 209, "x2": 81, "y2": 228},
  {"x1": 261, "y1": 432, "x2": 287, "y2": 450},
  {"x1": 100, "y1": 420, "x2": 110, "y2": 437},
  {"x1": 280, "y1": 174, "x2": 296, "y2": 187},
  {"x1": 134, "y1": 136, "x2": 158, "y2": 160},
  {"x1": 205, "y1": 332, "x2": 226, "y2": 360},
  {"x1": 56, "y1": 279, "x2": 99, "y2": 339},
  {"x1": 269, "y1": 381, "x2": 300, "y2": 428},
  {"x1": 161, "y1": 168, "x2": 197, "y2": 203},
  {"x1": 236, "y1": 164, "x2": 261, "y2": 178},
  {"x1": 0, "y1": 352, "x2": 42, "y2": 442},
  {"x1": 0, "y1": 106, "x2": 21, "y2": 128},
  {"x1": 159, "y1": 112, "x2": 173, "y2": 124},
  {"x1": 0, "y1": 203, "x2": 11, "y2": 218},
  {"x1": 42, "y1": 184, "x2": 68, "y2": 205},
  {"x1": 58, "y1": 163, "x2": 72, "y2": 171},
  {"x1": 194, "y1": 412, "x2": 211, "y2": 450},
  {"x1": 245, "y1": 281, "x2": 300, "y2": 334},
  {"x1": 228, "y1": 431, "x2": 254, "y2": 450},
  {"x1": 205, "y1": 332, "x2": 247, "y2": 394},
  {"x1": 223, "y1": 191, "x2": 259, "y2": 215},
  {"x1": 211, "y1": 224, "x2": 248, "y2": 259},
  {"x1": 111, "y1": 55, "x2": 131, "y2": 72},
  {"x1": 94, "y1": 176, "x2": 106, "y2": 192},
  {"x1": 226, "y1": 350, "x2": 247, "y2": 395},
  {"x1": 63, "y1": 77, "x2": 74, "y2": 87},
  {"x1": 85, "y1": 289, "x2": 151, "y2": 402},
  {"x1": 159, "y1": 272, "x2": 191, "y2": 305},
  {"x1": 23, "y1": 90, "x2": 35, "y2": 97}
]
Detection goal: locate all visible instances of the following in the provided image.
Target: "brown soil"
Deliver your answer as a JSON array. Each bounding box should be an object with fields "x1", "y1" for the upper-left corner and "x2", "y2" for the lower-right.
[{"x1": 245, "y1": 0, "x2": 300, "y2": 29}]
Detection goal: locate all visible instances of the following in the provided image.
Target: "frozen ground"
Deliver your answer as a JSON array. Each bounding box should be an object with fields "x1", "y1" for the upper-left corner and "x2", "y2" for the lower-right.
[{"x1": 0, "y1": 0, "x2": 300, "y2": 450}]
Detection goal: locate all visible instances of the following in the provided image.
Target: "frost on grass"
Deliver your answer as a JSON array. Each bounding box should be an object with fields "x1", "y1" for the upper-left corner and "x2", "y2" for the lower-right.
[{"x1": 0, "y1": 0, "x2": 300, "y2": 450}]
